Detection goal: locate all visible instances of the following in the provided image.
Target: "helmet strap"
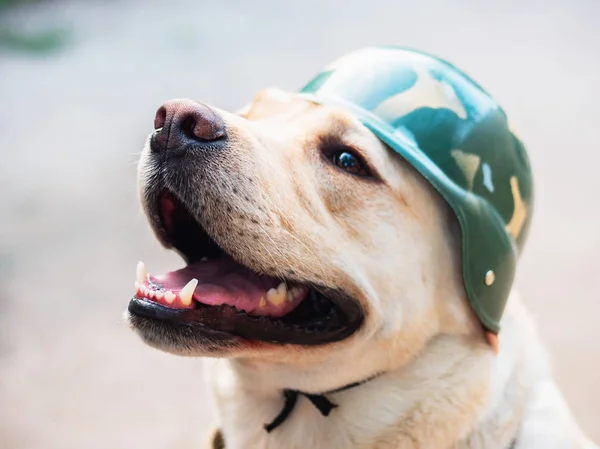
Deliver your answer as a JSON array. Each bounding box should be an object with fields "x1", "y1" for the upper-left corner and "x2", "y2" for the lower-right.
[{"x1": 484, "y1": 330, "x2": 499, "y2": 355}]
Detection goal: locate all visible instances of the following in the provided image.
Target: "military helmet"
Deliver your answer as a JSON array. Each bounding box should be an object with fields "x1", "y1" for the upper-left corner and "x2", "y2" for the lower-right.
[{"x1": 299, "y1": 47, "x2": 533, "y2": 333}]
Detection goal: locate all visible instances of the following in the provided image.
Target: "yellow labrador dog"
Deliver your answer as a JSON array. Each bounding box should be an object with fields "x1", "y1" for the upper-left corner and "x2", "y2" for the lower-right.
[{"x1": 127, "y1": 57, "x2": 597, "y2": 448}]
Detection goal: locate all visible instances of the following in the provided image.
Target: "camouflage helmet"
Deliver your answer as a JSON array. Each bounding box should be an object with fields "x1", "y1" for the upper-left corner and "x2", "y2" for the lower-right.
[{"x1": 299, "y1": 47, "x2": 533, "y2": 333}]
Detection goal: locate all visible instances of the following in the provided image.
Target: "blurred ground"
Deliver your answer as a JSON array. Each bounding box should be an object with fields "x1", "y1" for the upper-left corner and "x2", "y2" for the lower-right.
[{"x1": 0, "y1": 0, "x2": 598, "y2": 447}]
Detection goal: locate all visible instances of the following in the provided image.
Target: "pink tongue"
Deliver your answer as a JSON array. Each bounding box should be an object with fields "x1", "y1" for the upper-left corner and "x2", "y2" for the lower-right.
[{"x1": 148, "y1": 256, "x2": 300, "y2": 317}]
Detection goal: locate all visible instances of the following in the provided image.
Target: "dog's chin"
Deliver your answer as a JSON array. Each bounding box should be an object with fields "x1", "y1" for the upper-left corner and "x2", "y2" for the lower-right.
[
  {"x1": 127, "y1": 189, "x2": 364, "y2": 353},
  {"x1": 126, "y1": 310, "x2": 243, "y2": 357}
]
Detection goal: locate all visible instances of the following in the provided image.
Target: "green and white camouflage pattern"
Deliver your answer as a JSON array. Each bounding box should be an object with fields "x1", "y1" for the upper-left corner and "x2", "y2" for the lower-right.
[{"x1": 299, "y1": 47, "x2": 533, "y2": 333}]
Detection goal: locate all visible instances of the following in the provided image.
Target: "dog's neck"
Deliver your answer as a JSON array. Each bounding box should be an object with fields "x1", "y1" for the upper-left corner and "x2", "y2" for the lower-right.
[
  {"x1": 262, "y1": 372, "x2": 383, "y2": 433},
  {"x1": 208, "y1": 301, "x2": 541, "y2": 449}
]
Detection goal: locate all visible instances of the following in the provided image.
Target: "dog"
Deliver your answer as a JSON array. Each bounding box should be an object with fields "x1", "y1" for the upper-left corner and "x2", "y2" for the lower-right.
[{"x1": 127, "y1": 48, "x2": 597, "y2": 448}]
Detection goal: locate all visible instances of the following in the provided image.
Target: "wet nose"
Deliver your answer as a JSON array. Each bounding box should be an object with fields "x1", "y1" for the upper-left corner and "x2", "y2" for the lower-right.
[{"x1": 151, "y1": 99, "x2": 226, "y2": 152}]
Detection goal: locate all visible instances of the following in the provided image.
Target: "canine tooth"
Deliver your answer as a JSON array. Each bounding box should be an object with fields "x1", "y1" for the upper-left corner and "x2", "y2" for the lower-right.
[
  {"x1": 136, "y1": 261, "x2": 147, "y2": 283},
  {"x1": 135, "y1": 281, "x2": 140, "y2": 291},
  {"x1": 154, "y1": 291, "x2": 164, "y2": 300},
  {"x1": 179, "y1": 278, "x2": 198, "y2": 306},
  {"x1": 164, "y1": 291, "x2": 176, "y2": 304},
  {"x1": 267, "y1": 283, "x2": 287, "y2": 306}
]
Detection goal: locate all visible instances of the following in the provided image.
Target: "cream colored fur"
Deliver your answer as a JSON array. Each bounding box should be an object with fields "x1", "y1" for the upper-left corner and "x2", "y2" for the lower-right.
[
  {"x1": 135, "y1": 89, "x2": 597, "y2": 449},
  {"x1": 207, "y1": 296, "x2": 596, "y2": 448}
]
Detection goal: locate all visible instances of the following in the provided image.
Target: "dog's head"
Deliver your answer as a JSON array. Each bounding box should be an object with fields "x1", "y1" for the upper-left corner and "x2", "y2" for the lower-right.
[{"x1": 127, "y1": 87, "x2": 481, "y2": 385}]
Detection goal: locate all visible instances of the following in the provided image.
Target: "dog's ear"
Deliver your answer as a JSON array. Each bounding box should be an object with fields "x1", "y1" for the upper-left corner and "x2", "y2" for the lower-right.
[
  {"x1": 236, "y1": 102, "x2": 252, "y2": 117},
  {"x1": 239, "y1": 87, "x2": 293, "y2": 119}
]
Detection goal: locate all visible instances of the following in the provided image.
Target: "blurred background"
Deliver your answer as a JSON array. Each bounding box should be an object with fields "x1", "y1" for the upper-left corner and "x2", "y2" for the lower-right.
[{"x1": 0, "y1": 0, "x2": 598, "y2": 447}]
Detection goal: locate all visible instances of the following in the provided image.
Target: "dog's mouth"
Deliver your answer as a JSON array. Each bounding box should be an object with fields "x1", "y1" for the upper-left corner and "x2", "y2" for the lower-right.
[{"x1": 128, "y1": 191, "x2": 363, "y2": 345}]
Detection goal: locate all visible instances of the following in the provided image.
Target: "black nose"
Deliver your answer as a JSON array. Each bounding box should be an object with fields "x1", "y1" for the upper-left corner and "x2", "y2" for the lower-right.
[{"x1": 151, "y1": 99, "x2": 226, "y2": 152}]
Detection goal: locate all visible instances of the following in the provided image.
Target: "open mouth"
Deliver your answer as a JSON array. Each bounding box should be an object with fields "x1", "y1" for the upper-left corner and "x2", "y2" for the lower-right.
[{"x1": 128, "y1": 191, "x2": 363, "y2": 345}]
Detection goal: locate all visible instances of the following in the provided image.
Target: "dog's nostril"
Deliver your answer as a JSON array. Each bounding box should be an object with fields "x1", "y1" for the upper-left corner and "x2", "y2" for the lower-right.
[
  {"x1": 154, "y1": 106, "x2": 167, "y2": 130},
  {"x1": 180, "y1": 107, "x2": 226, "y2": 142}
]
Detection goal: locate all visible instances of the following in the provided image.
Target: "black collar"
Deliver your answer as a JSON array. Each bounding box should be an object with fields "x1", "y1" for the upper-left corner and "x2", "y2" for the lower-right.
[
  {"x1": 262, "y1": 374, "x2": 520, "y2": 449},
  {"x1": 263, "y1": 374, "x2": 519, "y2": 449},
  {"x1": 264, "y1": 375, "x2": 380, "y2": 433}
]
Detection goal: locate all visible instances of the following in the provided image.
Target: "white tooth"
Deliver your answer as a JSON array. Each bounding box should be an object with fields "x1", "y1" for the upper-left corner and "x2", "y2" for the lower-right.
[
  {"x1": 267, "y1": 283, "x2": 287, "y2": 306},
  {"x1": 258, "y1": 297, "x2": 267, "y2": 308},
  {"x1": 148, "y1": 290, "x2": 155, "y2": 299},
  {"x1": 135, "y1": 281, "x2": 140, "y2": 291},
  {"x1": 288, "y1": 287, "x2": 304, "y2": 302},
  {"x1": 179, "y1": 278, "x2": 198, "y2": 306},
  {"x1": 266, "y1": 288, "x2": 278, "y2": 304},
  {"x1": 136, "y1": 261, "x2": 147, "y2": 283},
  {"x1": 154, "y1": 291, "x2": 164, "y2": 300},
  {"x1": 277, "y1": 282, "x2": 287, "y2": 295},
  {"x1": 164, "y1": 291, "x2": 176, "y2": 304}
]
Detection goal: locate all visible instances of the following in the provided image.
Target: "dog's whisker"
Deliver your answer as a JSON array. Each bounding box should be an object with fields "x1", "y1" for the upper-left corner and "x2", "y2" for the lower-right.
[
  {"x1": 253, "y1": 190, "x2": 329, "y2": 277},
  {"x1": 254, "y1": 225, "x2": 289, "y2": 270}
]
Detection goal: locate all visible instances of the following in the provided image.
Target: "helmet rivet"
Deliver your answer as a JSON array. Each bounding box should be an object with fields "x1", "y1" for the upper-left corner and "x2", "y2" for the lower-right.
[{"x1": 484, "y1": 270, "x2": 495, "y2": 286}]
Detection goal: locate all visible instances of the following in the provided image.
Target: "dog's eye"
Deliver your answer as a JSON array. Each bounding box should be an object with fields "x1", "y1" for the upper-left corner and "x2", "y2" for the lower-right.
[
  {"x1": 319, "y1": 135, "x2": 372, "y2": 178},
  {"x1": 332, "y1": 151, "x2": 369, "y2": 176}
]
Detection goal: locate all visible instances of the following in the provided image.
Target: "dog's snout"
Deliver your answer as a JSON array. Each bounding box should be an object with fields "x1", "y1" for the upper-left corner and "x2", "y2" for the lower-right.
[{"x1": 151, "y1": 100, "x2": 226, "y2": 152}]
